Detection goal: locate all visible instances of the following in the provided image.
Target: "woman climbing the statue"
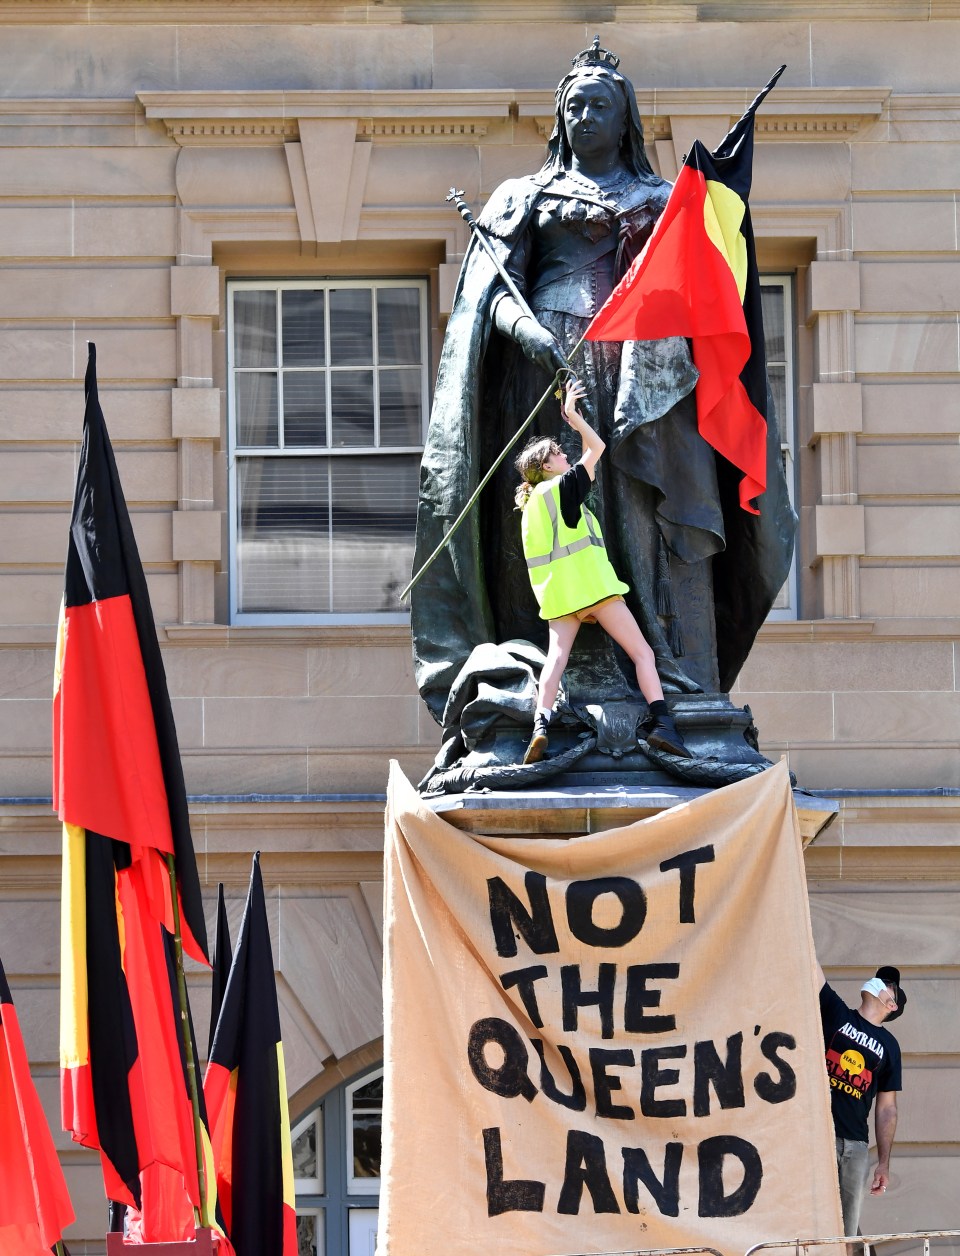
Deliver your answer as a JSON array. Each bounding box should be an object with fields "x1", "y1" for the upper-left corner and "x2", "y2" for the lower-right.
[{"x1": 516, "y1": 378, "x2": 692, "y2": 765}]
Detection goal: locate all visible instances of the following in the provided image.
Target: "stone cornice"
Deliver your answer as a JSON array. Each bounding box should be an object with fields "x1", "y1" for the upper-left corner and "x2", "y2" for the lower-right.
[
  {"x1": 137, "y1": 89, "x2": 515, "y2": 146},
  {"x1": 1, "y1": 617, "x2": 958, "y2": 650},
  {"x1": 519, "y1": 87, "x2": 891, "y2": 143},
  {"x1": 3, "y1": 1, "x2": 960, "y2": 22},
  {"x1": 135, "y1": 86, "x2": 892, "y2": 147}
]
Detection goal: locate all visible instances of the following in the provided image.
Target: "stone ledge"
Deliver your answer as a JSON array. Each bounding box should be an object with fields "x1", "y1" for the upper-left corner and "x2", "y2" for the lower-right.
[
  {"x1": 4, "y1": 0, "x2": 960, "y2": 20},
  {"x1": 136, "y1": 86, "x2": 889, "y2": 148},
  {"x1": 429, "y1": 782, "x2": 838, "y2": 846}
]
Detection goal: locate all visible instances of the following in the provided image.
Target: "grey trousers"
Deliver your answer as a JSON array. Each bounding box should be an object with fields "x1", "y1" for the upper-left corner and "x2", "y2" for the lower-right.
[{"x1": 836, "y1": 1137, "x2": 871, "y2": 1239}]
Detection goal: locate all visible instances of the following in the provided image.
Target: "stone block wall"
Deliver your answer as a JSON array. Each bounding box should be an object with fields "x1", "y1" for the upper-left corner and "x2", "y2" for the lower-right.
[{"x1": 0, "y1": 4, "x2": 957, "y2": 1251}]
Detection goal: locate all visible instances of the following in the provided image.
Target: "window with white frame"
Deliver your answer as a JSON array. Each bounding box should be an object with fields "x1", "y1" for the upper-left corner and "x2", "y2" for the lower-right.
[
  {"x1": 227, "y1": 280, "x2": 429, "y2": 624},
  {"x1": 293, "y1": 1065, "x2": 382, "y2": 1256},
  {"x1": 760, "y1": 274, "x2": 798, "y2": 619}
]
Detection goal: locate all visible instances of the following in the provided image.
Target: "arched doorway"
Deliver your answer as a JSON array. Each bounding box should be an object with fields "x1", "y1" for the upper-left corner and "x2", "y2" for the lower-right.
[{"x1": 292, "y1": 1063, "x2": 383, "y2": 1255}]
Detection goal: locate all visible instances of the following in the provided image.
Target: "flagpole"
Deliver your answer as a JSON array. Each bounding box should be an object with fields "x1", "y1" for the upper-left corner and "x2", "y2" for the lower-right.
[
  {"x1": 399, "y1": 332, "x2": 588, "y2": 601},
  {"x1": 165, "y1": 854, "x2": 211, "y2": 1232}
]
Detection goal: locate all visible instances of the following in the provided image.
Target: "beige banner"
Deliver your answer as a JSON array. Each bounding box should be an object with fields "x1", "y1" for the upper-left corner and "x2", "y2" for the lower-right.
[{"x1": 381, "y1": 761, "x2": 842, "y2": 1256}]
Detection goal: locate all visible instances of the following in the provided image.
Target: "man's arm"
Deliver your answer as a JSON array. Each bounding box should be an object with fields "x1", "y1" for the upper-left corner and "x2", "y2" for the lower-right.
[{"x1": 870, "y1": 1090, "x2": 898, "y2": 1194}]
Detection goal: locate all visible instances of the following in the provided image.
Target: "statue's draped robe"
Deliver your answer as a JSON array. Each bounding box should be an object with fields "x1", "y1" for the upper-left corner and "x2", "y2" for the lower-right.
[{"x1": 412, "y1": 173, "x2": 796, "y2": 729}]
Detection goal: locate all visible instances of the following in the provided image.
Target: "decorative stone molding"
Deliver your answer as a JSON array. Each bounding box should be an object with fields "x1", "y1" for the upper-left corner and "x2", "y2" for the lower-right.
[
  {"x1": 5, "y1": 1, "x2": 960, "y2": 21},
  {"x1": 138, "y1": 86, "x2": 890, "y2": 149},
  {"x1": 163, "y1": 119, "x2": 298, "y2": 146},
  {"x1": 137, "y1": 89, "x2": 514, "y2": 147},
  {"x1": 518, "y1": 86, "x2": 890, "y2": 147}
]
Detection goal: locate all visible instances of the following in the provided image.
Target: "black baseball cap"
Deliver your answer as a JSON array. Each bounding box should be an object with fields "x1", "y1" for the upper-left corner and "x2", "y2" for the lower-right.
[{"x1": 876, "y1": 965, "x2": 906, "y2": 1021}]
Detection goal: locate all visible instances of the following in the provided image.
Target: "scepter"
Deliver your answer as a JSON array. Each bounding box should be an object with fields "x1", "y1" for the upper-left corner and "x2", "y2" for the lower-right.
[{"x1": 399, "y1": 190, "x2": 586, "y2": 601}]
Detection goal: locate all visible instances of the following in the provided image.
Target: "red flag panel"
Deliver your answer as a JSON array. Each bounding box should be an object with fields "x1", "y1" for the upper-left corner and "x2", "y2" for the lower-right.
[{"x1": 1, "y1": 962, "x2": 74, "y2": 1250}]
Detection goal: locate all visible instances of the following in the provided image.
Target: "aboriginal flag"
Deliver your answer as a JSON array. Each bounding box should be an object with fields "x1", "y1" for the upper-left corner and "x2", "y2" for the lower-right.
[
  {"x1": 587, "y1": 66, "x2": 786, "y2": 514},
  {"x1": 208, "y1": 884, "x2": 233, "y2": 1057},
  {"x1": 205, "y1": 854, "x2": 297, "y2": 1256},
  {"x1": 0, "y1": 955, "x2": 75, "y2": 1255},
  {"x1": 54, "y1": 344, "x2": 210, "y2": 1212}
]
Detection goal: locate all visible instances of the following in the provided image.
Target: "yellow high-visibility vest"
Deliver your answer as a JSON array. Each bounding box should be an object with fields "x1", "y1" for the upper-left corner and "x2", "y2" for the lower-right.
[{"x1": 521, "y1": 477, "x2": 629, "y2": 620}]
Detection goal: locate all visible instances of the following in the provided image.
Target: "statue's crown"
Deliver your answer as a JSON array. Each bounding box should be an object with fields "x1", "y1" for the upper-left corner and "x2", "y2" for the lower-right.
[{"x1": 570, "y1": 36, "x2": 620, "y2": 72}]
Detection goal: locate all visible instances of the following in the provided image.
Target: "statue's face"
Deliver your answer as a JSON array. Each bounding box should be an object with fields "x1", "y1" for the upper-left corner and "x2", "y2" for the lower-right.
[{"x1": 561, "y1": 76, "x2": 625, "y2": 161}]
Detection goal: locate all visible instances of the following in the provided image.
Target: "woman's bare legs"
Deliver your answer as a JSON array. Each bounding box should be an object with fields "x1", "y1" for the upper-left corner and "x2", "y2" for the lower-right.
[
  {"x1": 592, "y1": 599, "x2": 691, "y2": 756},
  {"x1": 524, "y1": 614, "x2": 580, "y2": 764},
  {"x1": 591, "y1": 599, "x2": 664, "y2": 704},
  {"x1": 538, "y1": 614, "x2": 581, "y2": 711}
]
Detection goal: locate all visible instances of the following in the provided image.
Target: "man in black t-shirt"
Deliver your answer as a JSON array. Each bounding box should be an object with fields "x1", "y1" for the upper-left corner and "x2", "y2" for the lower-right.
[{"x1": 816, "y1": 961, "x2": 905, "y2": 1243}]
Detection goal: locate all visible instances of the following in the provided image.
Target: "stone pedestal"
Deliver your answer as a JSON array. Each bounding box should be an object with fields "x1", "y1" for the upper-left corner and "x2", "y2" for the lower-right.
[{"x1": 429, "y1": 781, "x2": 838, "y2": 847}]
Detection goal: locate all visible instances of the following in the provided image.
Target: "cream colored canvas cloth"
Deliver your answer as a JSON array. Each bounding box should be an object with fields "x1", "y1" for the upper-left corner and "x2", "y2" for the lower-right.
[{"x1": 380, "y1": 761, "x2": 841, "y2": 1256}]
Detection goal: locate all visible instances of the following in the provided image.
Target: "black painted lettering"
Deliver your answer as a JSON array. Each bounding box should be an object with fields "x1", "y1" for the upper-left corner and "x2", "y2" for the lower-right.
[
  {"x1": 697, "y1": 1135, "x2": 762, "y2": 1217},
  {"x1": 566, "y1": 877, "x2": 646, "y2": 947},
  {"x1": 622, "y1": 1142, "x2": 683, "y2": 1216},
  {"x1": 561, "y1": 963, "x2": 616, "y2": 1040},
  {"x1": 589, "y1": 1048, "x2": 636, "y2": 1120},
  {"x1": 467, "y1": 1018, "x2": 536, "y2": 1102},
  {"x1": 487, "y1": 872, "x2": 559, "y2": 959},
  {"x1": 624, "y1": 963, "x2": 680, "y2": 1034},
  {"x1": 659, "y1": 845, "x2": 716, "y2": 923},
  {"x1": 639, "y1": 1045, "x2": 687, "y2": 1118},
  {"x1": 499, "y1": 965, "x2": 548, "y2": 1028},
  {"x1": 693, "y1": 1032, "x2": 745, "y2": 1117},
  {"x1": 482, "y1": 1127, "x2": 545, "y2": 1215},
  {"x1": 529, "y1": 1039, "x2": 586, "y2": 1112},
  {"x1": 753, "y1": 1031, "x2": 798, "y2": 1105},
  {"x1": 557, "y1": 1130, "x2": 621, "y2": 1215}
]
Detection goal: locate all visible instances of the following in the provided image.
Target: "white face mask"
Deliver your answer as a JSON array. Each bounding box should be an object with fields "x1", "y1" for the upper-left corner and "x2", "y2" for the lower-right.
[{"x1": 861, "y1": 976, "x2": 893, "y2": 1002}]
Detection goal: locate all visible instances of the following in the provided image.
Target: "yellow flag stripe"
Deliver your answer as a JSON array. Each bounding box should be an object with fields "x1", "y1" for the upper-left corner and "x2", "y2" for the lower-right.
[
  {"x1": 276, "y1": 1043, "x2": 295, "y2": 1210},
  {"x1": 703, "y1": 178, "x2": 748, "y2": 302},
  {"x1": 59, "y1": 821, "x2": 89, "y2": 1069}
]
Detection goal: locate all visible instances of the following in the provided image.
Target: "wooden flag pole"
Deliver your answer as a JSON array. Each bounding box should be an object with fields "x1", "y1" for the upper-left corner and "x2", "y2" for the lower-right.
[{"x1": 165, "y1": 854, "x2": 211, "y2": 1232}]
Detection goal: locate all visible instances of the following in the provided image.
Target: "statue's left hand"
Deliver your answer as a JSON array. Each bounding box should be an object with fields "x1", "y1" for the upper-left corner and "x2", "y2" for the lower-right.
[{"x1": 514, "y1": 315, "x2": 568, "y2": 375}]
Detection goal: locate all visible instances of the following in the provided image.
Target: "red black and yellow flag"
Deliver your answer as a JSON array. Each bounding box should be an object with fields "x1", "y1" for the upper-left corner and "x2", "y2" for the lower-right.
[
  {"x1": 205, "y1": 854, "x2": 297, "y2": 1256},
  {"x1": 208, "y1": 883, "x2": 233, "y2": 1057},
  {"x1": 54, "y1": 344, "x2": 210, "y2": 1213},
  {"x1": 587, "y1": 66, "x2": 786, "y2": 514},
  {"x1": 0, "y1": 955, "x2": 75, "y2": 1255}
]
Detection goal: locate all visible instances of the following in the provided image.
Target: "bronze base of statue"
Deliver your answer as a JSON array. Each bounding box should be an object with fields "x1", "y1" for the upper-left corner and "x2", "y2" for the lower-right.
[{"x1": 418, "y1": 691, "x2": 783, "y2": 796}]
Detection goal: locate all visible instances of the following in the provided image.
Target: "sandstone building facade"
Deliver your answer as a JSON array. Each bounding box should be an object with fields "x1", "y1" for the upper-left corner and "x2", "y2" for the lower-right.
[{"x1": 0, "y1": 3, "x2": 957, "y2": 1252}]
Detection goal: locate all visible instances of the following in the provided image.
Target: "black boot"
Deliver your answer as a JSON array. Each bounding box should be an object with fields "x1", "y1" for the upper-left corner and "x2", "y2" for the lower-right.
[
  {"x1": 646, "y1": 705, "x2": 693, "y2": 759},
  {"x1": 523, "y1": 712, "x2": 550, "y2": 764}
]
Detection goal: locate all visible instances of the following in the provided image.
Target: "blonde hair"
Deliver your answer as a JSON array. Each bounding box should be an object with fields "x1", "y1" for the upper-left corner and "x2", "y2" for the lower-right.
[{"x1": 514, "y1": 437, "x2": 561, "y2": 509}]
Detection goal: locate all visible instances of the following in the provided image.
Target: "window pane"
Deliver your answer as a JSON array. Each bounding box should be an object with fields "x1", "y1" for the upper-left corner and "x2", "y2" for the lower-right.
[
  {"x1": 285, "y1": 371, "x2": 327, "y2": 446},
  {"x1": 379, "y1": 369, "x2": 422, "y2": 446},
  {"x1": 377, "y1": 287, "x2": 421, "y2": 365},
  {"x1": 283, "y1": 290, "x2": 326, "y2": 366},
  {"x1": 331, "y1": 371, "x2": 374, "y2": 447},
  {"x1": 293, "y1": 1115, "x2": 320, "y2": 1185},
  {"x1": 297, "y1": 1211, "x2": 324, "y2": 1256},
  {"x1": 352, "y1": 1113, "x2": 382, "y2": 1180},
  {"x1": 236, "y1": 373, "x2": 278, "y2": 447},
  {"x1": 330, "y1": 289, "x2": 373, "y2": 365},
  {"x1": 238, "y1": 456, "x2": 419, "y2": 614},
  {"x1": 352, "y1": 1076, "x2": 383, "y2": 1109},
  {"x1": 330, "y1": 457, "x2": 418, "y2": 613},
  {"x1": 761, "y1": 285, "x2": 785, "y2": 362},
  {"x1": 234, "y1": 290, "x2": 277, "y2": 367},
  {"x1": 767, "y1": 363, "x2": 787, "y2": 432},
  {"x1": 237, "y1": 457, "x2": 331, "y2": 613},
  {"x1": 348, "y1": 1208, "x2": 378, "y2": 1255}
]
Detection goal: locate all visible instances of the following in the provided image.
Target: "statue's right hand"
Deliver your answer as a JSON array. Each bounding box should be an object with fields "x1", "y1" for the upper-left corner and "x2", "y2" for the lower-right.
[{"x1": 513, "y1": 316, "x2": 567, "y2": 375}]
